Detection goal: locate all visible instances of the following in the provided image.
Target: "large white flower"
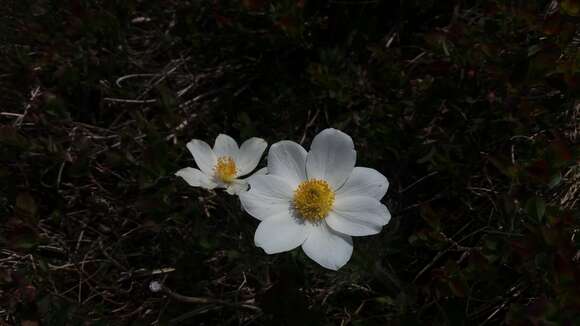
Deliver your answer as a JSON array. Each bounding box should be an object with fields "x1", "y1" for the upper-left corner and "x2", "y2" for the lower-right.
[
  {"x1": 176, "y1": 134, "x2": 267, "y2": 195},
  {"x1": 240, "y1": 128, "x2": 391, "y2": 270}
]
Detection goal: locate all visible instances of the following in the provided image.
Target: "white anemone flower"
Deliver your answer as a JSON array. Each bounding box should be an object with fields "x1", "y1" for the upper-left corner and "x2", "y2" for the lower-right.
[
  {"x1": 175, "y1": 134, "x2": 267, "y2": 195},
  {"x1": 240, "y1": 128, "x2": 391, "y2": 270}
]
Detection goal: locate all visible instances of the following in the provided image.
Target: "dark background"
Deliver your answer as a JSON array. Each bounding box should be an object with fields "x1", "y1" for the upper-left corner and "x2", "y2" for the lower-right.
[{"x1": 1, "y1": 0, "x2": 579, "y2": 325}]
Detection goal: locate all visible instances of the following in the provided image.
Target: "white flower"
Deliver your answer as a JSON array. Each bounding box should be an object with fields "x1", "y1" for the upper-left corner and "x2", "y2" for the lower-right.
[
  {"x1": 240, "y1": 128, "x2": 391, "y2": 270},
  {"x1": 175, "y1": 134, "x2": 268, "y2": 195}
]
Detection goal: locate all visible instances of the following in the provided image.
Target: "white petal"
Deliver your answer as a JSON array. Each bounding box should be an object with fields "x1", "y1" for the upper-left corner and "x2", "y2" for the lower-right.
[
  {"x1": 239, "y1": 175, "x2": 294, "y2": 221},
  {"x1": 253, "y1": 167, "x2": 268, "y2": 176},
  {"x1": 175, "y1": 167, "x2": 217, "y2": 189},
  {"x1": 337, "y1": 167, "x2": 389, "y2": 200},
  {"x1": 381, "y1": 204, "x2": 392, "y2": 224},
  {"x1": 225, "y1": 180, "x2": 248, "y2": 195},
  {"x1": 186, "y1": 139, "x2": 217, "y2": 176},
  {"x1": 236, "y1": 137, "x2": 267, "y2": 176},
  {"x1": 243, "y1": 167, "x2": 267, "y2": 185},
  {"x1": 306, "y1": 128, "x2": 356, "y2": 190},
  {"x1": 267, "y1": 141, "x2": 307, "y2": 188},
  {"x1": 301, "y1": 223, "x2": 353, "y2": 270},
  {"x1": 254, "y1": 213, "x2": 308, "y2": 254},
  {"x1": 248, "y1": 175, "x2": 294, "y2": 199},
  {"x1": 213, "y1": 134, "x2": 239, "y2": 158},
  {"x1": 326, "y1": 196, "x2": 387, "y2": 236},
  {"x1": 239, "y1": 191, "x2": 290, "y2": 221}
]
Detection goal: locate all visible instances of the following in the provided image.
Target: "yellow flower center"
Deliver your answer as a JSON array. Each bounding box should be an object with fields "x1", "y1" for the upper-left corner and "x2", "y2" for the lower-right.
[
  {"x1": 293, "y1": 179, "x2": 335, "y2": 222},
  {"x1": 214, "y1": 156, "x2": 237, "y2": 183}
]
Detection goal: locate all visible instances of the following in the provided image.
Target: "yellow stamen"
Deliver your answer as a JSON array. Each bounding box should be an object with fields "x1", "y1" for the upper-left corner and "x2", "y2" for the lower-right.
[
  {"x1": 293, "y1": 179, "x2": 335, "y2": 222},
  {"x1": 214, "y1": 156, "x2": 237, "y2": 183}
]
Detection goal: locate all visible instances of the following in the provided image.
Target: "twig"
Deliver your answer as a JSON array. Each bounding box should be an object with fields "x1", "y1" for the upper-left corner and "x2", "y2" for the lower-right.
[
  {"x1": 400, "y1": 171, "x2": 438, "y2": 193},
  {"x1": 15, "y1": 86, "x2": 40, "y2": 127},
  {"x1": 0, "y1": 112, "x2": 24, "y2": 118},
  {"x1": 413, "y1": 226, "x2": 486, "y2": 283},
  {"x1": 329, "y1": 0, "x2": 379, "y2": 4},
  {"x1": 103, "y1": 97, "x2": 157, "y2": 104},
  {"x1": 159, "y1": 284, "x2": 261, "y2": 312},
  {"x1": 115, "y1": 73, "x2": 157, "y2": 87},
  {"x1": 300, "y1": 109, "x2": 320, "y2": 144},
  {"x1": 98, "y1": 240, "x2": 128, "y2": 271},
  {"x1": 478, "y1": 284, "x2": 524, "y2": 326}
]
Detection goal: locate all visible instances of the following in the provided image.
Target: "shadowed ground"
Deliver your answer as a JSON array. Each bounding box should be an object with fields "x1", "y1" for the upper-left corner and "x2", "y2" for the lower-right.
[{"x1": 1, "y1": 0, "x2": 579, "y2": 325}]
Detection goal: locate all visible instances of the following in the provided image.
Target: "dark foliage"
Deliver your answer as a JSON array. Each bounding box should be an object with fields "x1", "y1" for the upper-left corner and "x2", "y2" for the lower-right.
[{"x1": 1, "y1": 0, "x2": 579, "y2": 325}]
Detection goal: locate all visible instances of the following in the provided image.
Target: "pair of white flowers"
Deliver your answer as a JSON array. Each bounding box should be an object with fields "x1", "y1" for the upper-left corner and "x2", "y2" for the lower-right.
[{"x1": 176, "y1": 129, "x2": 391, "y2": 270}]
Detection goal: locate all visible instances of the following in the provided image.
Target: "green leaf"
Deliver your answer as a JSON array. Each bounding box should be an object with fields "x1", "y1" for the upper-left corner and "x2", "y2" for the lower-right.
[
  {"x1": 448, "y1": 278, "x2": 467, "y2": 297},
  {"x1": 15, "y1": 192, "x2": 38, "y2": 223},
  {"x1": 6, "y1": 221, "x2": 39, "y2": 250},
  {"x1": 525, "y1": 197, "x2": 546, "y2": 222},
  {"x1": 375, "y1": 296, "x2": 396, "y2": 305},
  {"x1": 548, "y1": 173, "x2": 562, "y2": 189},
  {"x1": 0, "y1": 126, "x2": 29, "y2": 149},
  {"x1": 562, "y1": 0, "x2": 580, "y2": 16}
]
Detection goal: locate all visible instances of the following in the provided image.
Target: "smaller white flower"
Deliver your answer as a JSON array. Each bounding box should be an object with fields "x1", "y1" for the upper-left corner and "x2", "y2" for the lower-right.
[{"x1": 176, "y1": 134, "x2": 267, "y2": 195}]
